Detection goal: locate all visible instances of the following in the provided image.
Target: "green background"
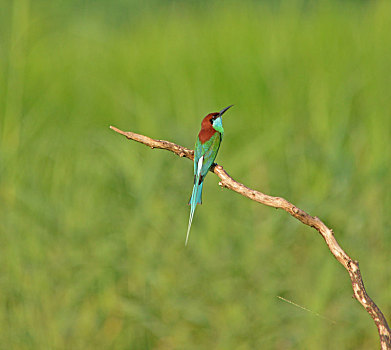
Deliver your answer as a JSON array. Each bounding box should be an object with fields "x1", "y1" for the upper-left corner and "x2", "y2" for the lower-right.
[{"x1": 1, "y1": 0, "x2": 390, "y2": 349}]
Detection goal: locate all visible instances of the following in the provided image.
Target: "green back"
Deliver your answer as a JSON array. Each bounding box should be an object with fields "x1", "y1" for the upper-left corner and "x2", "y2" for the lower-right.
[{"x1": 194, "y1": 132, "x2": 222, "y2": 179}]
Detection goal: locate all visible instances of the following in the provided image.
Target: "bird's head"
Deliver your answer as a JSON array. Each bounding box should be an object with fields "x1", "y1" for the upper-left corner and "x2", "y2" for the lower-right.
[{"x1": 202, "y1": 105, "x2": 233, "y2": 133}]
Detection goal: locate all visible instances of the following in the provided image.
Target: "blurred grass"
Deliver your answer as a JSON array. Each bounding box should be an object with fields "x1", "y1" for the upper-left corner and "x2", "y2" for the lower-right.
[{"x1": 1, "y1": 0, "x2": 391, "y2": 349}]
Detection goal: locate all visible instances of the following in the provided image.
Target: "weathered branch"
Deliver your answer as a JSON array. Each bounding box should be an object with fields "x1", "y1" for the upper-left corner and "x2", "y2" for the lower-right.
[{"x1": 110, "y1": 125, "x2": 391, "y2": 349}]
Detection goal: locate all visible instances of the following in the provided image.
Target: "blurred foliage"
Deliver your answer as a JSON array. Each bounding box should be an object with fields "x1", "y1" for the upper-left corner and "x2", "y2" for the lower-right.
[{"x1": 1, "y1": 0, "x2": 390, "y2": 349}]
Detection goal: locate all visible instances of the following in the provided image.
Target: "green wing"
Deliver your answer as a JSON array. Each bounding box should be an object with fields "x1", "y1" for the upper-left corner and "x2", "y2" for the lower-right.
[{"x1": 193, "y1": 133, "x2": 222, "y2": 179}]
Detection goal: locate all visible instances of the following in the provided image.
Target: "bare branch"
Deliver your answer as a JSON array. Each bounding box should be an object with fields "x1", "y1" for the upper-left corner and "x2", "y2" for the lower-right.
[{"x1": 110, "y1": 125, "x2": 391, "y2": 349}]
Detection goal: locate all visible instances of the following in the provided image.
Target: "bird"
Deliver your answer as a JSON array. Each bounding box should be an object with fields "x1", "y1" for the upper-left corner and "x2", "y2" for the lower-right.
[{"x1": 185, "y1": 105, "x2": 233, "y2": 245}]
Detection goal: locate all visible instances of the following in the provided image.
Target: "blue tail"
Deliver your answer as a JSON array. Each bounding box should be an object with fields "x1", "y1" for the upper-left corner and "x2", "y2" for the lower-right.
[{"x1": 185, "y1": 181, "x2": 204, "y2": 245}]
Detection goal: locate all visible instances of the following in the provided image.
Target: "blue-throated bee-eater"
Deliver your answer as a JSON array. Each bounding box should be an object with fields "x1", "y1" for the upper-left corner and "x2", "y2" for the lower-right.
[{"x1": 185, "y1": 105, "x2": 233, "y2": 245}]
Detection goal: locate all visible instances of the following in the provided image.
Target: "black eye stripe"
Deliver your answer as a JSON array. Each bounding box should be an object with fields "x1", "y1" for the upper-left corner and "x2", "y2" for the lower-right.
[{"x1": 210, "y1": 115, "x2": 219, "y2": 124}]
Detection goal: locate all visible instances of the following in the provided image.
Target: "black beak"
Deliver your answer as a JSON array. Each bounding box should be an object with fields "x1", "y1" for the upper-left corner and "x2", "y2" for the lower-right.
[{"x1": 219, "y1": 105, "x2": 234, "y2": 116}]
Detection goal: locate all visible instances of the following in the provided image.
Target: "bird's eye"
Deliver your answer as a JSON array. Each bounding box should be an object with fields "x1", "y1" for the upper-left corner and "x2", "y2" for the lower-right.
[{"x1": 210, "y1": 118, "x2": 214, "y2": 125}]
